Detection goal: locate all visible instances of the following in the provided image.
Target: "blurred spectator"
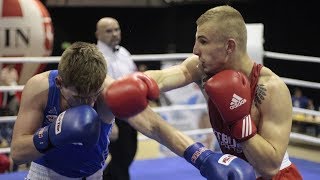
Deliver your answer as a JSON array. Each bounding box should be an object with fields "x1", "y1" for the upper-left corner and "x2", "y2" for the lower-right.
[
  {"x1": 307, "y1": 99, "x2": 315, "y2": 110},
  {"x1": 0, "y1": 154, "x2": 10, "y2": 173},
  {"x1": 0, "y1": 64, "x2": 20, "y2": 115},
  {"x1": 0, "y1": 64, "x2": 20, "y2": 172},
  {"x1": 0, "y1": 64, "x2": 18, "y2": 87},
  {"x1": 291, "y1": 88, "x2": 315, "y2": 121},
  {"x1": 0, "y1": 138, "x2": 10, "y2": 173},
  {"x1": 305, "y1": 99, "x2": 316, "y2": 121},
  {"x1": 292, "y1": 87, "x2": 310, "y2": 109},
  {"x1": 138, "y1": 64, "x2": 148, "y2": 72}
]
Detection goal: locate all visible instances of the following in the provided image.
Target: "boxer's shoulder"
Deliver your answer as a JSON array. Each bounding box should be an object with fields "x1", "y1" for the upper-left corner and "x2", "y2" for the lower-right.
[
  {"x1": 254, "y1": 68, "x2": 291, "y2": 116},
  {"x1": 258, "y1": 67, "x2": 286, "y2": 90},
  {"x1": 27, "y1": 71, "x2": 50, "y2": 84},
  {"x1": 25, "y1": 72, "x2": 49, "y2": 91},
  {"x1": 22, "y1": 71, "x2": 49, "y2": 109}
]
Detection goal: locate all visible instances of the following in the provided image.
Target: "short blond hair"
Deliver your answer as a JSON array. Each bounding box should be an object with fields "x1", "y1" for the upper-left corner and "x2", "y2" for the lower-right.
[
  {"x1": 196, "y1": 5, "x2": 247, "y2": 52},
  {"x1": 58, "y1": 41, "x2": 106, "y2": 94}
]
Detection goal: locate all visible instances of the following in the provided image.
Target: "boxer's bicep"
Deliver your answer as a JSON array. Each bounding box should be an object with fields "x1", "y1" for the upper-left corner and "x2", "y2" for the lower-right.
[
  {"x1": 144, "y1": 55, "x2": 201, "y2": 92},
  {"x1": 11, "y1": 75, "x2": 46, "y2": 163},
  {"x1": 144, "y1": 68, "x2": 185, "y2": 92},
  {"x1": 14, "y1": 76, "x2": 46, "y2": 137},
  {"x1": 259, "y1": 80, "x2": 292, "y2": 159}
]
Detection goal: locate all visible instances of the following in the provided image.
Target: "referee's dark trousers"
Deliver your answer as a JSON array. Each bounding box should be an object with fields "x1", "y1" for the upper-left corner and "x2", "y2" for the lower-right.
[{"x1": 103, "y1": 118, "x2": 138, "y2": 180}]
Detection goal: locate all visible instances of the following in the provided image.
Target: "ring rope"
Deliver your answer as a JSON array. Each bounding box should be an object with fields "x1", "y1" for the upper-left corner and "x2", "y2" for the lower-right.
[
  {"x1": 0, "y1": 78, "x2": 319, "y2": 93},
  {"x1": 0, "y1": 53, "x2": 192, "y2": 63},
  {"x1": 281, "y1": 77, "x2": 320, "y2": 89},
  {"x1": 1, "y1": 104, "x2": 320, "y2": 123},
  {"x1": 0, "y1": 51, "x2": 319, "y2": 63},
  {"x1": 264, "y1": 51, "x2": 320, "y2": 63},
  {"x1": 0, "y1": 147, "x2": 10, "y2": 154},
  {"x1": 138, "y1": 130, "x2": 320, "y2": 146},
  {"x1": 0, "y1": 130, "x2": 319, "y2": 154},
  {"x1": 0, "y1": 85, "x2": 24, "y2": 92}
]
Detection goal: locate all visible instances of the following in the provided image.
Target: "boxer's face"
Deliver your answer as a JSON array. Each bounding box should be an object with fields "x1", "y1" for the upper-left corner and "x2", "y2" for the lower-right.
[
  {"x1": 56, "y1": 77, "x2": 104, "y2": 107},
  {"x1": 60, "y1": 86, "x2": 104, "y2": 108},
  {"x1": 193, "y1": 23, "x2": 229, "y2": 75}
]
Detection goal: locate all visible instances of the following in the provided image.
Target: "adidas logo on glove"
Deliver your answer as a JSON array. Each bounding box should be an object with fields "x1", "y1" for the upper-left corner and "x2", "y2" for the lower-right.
[{"x1": 229, "y1": 94, "x2": 246, "y2": 110}]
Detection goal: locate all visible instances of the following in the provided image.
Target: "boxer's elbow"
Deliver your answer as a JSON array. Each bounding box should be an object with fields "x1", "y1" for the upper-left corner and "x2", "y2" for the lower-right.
[
  {"x1": 11, "y1": 141, "x2": 35, "y2": 165},
  {"x1": 257, "y1": 163, "x2": 281, "y2": 179},
  {"x1": 260, "y1": 169, "x2": 279, "y2": 179},
  {"x1": 10, "y1": 146, "x2": 25, "y2": 165}
]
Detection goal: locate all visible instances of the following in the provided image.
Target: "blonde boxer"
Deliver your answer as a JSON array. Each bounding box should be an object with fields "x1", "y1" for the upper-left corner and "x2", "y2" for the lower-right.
[{"x1": 143, "y1": 5, "x2": 302, "y2": 180}]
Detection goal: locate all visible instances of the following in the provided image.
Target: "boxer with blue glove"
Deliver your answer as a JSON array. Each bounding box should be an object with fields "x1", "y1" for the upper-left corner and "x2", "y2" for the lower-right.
[
  {"x1": 33, "y1": 105, "x2": 101, "y2": 153},
  {"x1": 11, "y1": 42, "x2": 114, "y2": 179}
]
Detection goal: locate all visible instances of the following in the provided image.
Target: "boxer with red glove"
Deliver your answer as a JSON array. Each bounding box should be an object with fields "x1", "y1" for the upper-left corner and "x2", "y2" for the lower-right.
[
  {"x1": 33, "y1": 105, "x2": 101, "y2": 153},
  {"x1": 204, "y1": 70, "x2": 257, "y2": 142},
  {"x1": 184, "y1": 142, "x2": 256, "y2": 180},
  {"x1": 105, "y1": 72, "x2": 159, "y2": 119}
]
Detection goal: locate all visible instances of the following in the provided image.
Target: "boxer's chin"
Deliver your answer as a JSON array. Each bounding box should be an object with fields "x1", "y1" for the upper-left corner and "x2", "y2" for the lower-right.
[{"x1": 203, "y1": 68, "x2": 216, "y2": 77}]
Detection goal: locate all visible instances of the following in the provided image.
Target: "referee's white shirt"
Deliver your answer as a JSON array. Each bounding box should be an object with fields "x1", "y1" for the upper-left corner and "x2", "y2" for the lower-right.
[{"x1": 96, "y1": 40, "x2": 137, "y2": 79}]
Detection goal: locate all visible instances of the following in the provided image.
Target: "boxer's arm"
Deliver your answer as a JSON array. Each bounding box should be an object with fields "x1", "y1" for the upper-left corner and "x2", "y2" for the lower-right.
[
  {"x1": 104, "y1": 73, "x2": 193, "y2": 155},
  {"x1": 127, "y1": 109, "x2": 256, "y2": 180},
  {"x1": 126, "y1": 107, "x2": 194, "y2": 156},
  {"x1": 241, "y1": 77, "x2": 292, "y2": 178},
  {"x1": 144, "y1": 55, "x2": 203, "y2": 92},
  {"x1": 11, "y1": 73, "x2": 48, "y2": 165}
]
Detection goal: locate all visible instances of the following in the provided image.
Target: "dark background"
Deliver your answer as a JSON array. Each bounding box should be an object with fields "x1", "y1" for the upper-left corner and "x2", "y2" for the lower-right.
[{"x1": 43, "y1": 1, "x2": 320, "y2": 107}]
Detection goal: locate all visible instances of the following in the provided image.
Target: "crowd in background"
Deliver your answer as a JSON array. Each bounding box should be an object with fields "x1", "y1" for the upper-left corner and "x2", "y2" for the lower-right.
[{"x1": 291, "y1": 87, "x2": 320, "y2": 138}]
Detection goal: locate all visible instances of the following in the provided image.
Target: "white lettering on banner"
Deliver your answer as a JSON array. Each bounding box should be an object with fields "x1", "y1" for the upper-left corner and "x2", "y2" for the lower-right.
[
  {"x1": 0, "y1": 28, "x2": 30, "y2": 48},
  {"x1": 0, "y1": 0, "x2": 54, "y2": 84}
]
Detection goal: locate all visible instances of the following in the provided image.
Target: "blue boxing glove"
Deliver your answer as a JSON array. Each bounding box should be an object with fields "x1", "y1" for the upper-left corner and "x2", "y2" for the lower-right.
[
  {"x1": 184, "y1": 143, "x2": 256, "y2": 180},
  {"x1": 33, "y1": 105, "x2": 101, "y2": 153}
]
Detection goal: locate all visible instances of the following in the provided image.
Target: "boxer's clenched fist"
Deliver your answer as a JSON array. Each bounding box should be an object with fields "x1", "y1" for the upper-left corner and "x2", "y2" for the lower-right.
[
  {"x1": 184, "y1": 142, "x2": 256, "y2": 180},
  {"x1": 33, "y1": 105, "x2": 101, "y2": 153},
  {"x1": 105, "y1": 72, "x2": 159, "y2": 119}
]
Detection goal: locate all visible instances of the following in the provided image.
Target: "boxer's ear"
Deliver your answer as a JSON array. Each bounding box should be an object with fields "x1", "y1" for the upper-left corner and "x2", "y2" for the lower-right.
[
  {"x1": 55, "y1": 76, "x2": 63, "y2": 89},
  {"x1": 226, "y1": 38, "x2": 236, "y2": 54}
]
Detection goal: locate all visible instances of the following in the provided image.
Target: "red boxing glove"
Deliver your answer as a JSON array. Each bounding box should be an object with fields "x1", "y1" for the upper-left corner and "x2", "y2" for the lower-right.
[
  {"x1": 205, "y1": 70, "x2": 257, "y2": 142},
  {"x1": 105, "y1": 72, "x2": 159, "y2": 119}
]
